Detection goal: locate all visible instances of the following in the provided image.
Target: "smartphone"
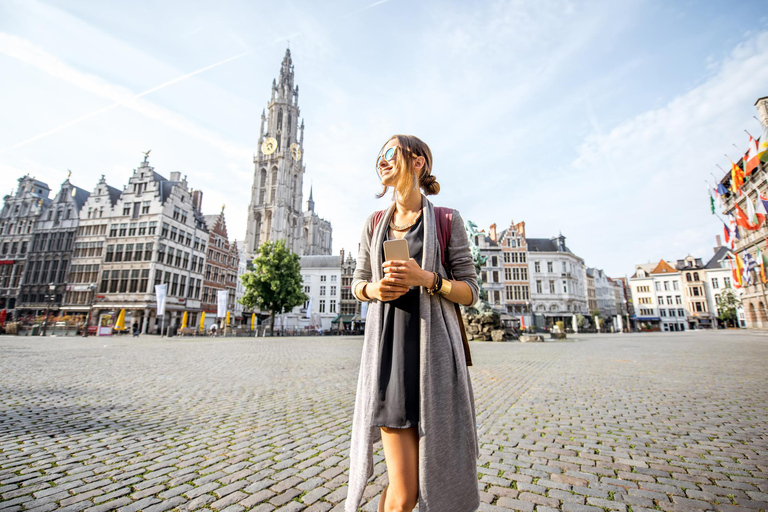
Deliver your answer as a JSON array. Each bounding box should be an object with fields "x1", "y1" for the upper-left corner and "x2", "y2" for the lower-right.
[{"x1": 383, "y1": 239, "x2": 409, "y2": 262}]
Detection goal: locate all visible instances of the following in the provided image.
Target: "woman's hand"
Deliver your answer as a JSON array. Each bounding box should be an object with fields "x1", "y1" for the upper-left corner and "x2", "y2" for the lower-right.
[
  {"x1": 382, "y1": 258, "x2": 434, "y2": 288},
  {"x1": 366, "y1": 279, "x2": 410, "y2": 302}
]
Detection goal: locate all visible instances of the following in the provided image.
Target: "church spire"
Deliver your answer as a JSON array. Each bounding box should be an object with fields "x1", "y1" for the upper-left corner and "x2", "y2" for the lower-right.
[
  {"x1": 307, "y1": 184, "x2": 315, "y2": 213},
  {"x1": 278, "y1": 48, "x2": 294, "y2": 91}
]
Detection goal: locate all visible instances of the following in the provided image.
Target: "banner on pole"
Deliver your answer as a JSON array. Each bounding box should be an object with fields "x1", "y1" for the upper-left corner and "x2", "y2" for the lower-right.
[
  {"x1": 217, "y1": 290, "x2": 228, "y2": 318},
  {"x1": 155, "y1": 284, "x2": 167, "y2": 316}
]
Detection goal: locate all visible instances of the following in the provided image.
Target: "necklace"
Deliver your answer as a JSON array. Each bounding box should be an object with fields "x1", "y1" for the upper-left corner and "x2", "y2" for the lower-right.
[{"x1": 389, "y1": 208, "x2": 423, "y2": 231}]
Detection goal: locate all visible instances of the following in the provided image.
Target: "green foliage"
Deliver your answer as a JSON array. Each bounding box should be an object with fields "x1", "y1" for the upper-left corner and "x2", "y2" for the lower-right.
[
  {"x1": 717, "y1": 288, "x2": 741, "y2": 325},
  {"x1": 239, "y1": 239, "x2": 307, "y2": 334}
]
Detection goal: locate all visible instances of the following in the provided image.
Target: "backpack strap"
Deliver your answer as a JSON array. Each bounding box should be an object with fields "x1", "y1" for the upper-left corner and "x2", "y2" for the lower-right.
[
  {"x1": 434, "y1": 207, "x2": 453, "y2": 267},
  {"x1": 371, "y1": 209, "x2": 386, "y2": 235}
]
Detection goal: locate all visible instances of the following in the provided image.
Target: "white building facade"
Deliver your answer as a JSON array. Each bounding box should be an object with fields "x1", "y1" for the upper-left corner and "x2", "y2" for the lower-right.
[{"x1": 283, "y1": 255, "x2": 341, "y2": 332}]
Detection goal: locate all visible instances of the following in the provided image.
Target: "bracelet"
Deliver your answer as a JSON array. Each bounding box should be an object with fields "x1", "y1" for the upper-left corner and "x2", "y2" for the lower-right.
[
  {"x1": 438, "y1": 278, "x2": 453, "y2": 297},
  {"x1": 427, "y1": 271, "x2": 441, "y2": 295},
  {"x1": 354, "y1": 281, "x2": 371, "y2": 301}
]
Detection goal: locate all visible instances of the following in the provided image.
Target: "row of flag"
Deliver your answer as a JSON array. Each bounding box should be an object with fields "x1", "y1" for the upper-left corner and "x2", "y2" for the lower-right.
[{"x1": 727, "y1": 246, "x2": 768, "y2": 288}]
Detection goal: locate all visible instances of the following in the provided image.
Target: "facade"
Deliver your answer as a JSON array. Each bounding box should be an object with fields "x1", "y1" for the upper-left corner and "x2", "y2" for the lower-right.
[
  {"x1": 336, "y1": 248, "x2": 362, "y2": 330},
  {"x1": 715, "y1": 97, "x2": 768, "y2": 328},
  {"x1": 201, "y1": 209, "x2": 239, "y2": 329},
  {"x1": 526, "y1": 234, "x2": 588, "y2": 329},
  {"x1": 674, "y1": 255, "x2": 714, "y2": 329},
  {"x1": 608, "y1": 278, "x2": 628, "y2": 331},
  {"x1": 475, "y1": 224, "x2": 505, "y2": 309},
  {"x1": 499, "y1": 220, "x2": 530, "y2": 323},
  {"x1": 630, "y1": 260, "x2": 687, "y2": 331},
  {"x1": 0, "y1": 176, "x2": 52, "y2": 316},
  {"x1": 284, "y1": 255, "x2": 341, "y2": 331},
  {"x1": 234, "y1": 241, "x2": 247, "y2": 321},
  {"x1": 244, "y1": 49, "x2": 332, "y2": 261},
  {"x1": 588, "y1": 267, "x2": 617, "y2": 326},
  {"x1": 704, "y1": 245, "x2": 746, "y2": 328},
  {"x1": 586, "y1": 269, "x2": 597, "y2": 314},
  {"x1": 77, "y1": 156, "x2": 208, "y2": 334},
  {"x1": 18, "y1": 179, "x2": 90, "y2": 318}
]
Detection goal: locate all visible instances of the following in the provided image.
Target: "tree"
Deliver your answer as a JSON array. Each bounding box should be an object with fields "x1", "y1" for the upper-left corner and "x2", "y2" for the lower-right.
[
  {"x1": 717, "y1": 288, "x2": 741, "y2": 327},
  {"x1": 239, "y1": 239, "x2": 307, "y2": 336}
]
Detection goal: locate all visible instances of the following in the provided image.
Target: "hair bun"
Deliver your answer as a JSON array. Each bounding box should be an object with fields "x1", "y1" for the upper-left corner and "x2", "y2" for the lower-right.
[{"x1": 421, "y1": 174, "x2": 440, "y2": 195}]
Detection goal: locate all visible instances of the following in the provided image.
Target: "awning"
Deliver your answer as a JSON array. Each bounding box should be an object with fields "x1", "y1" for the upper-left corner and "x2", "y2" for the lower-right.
[
  {"x1": 60, "y1": 306, "x2": 91, "y2": 311},
  {"x1": 331, "y1": 314, "x2": 355, "y2": 324},
  {"x1": 631, "y1": 316, "x2": 661, "y2": 321}
]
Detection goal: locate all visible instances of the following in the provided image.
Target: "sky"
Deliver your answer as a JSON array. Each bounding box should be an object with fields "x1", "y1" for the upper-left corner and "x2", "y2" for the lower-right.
[{"x1": 2, "y1": 0, "x2": 768, "y2": 278}]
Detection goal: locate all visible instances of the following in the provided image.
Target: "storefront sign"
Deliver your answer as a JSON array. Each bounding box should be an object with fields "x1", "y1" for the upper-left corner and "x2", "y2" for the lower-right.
[
  {"x1": 155, "y1": 284, "x2": 167, "y2": 316},
  {"x1": 0, "y1": 260, "x2": 15, "y2": 265}
]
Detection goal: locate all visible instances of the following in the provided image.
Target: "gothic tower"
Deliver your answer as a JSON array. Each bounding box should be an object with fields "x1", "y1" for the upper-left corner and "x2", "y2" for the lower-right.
[{"x1": 245, "y1": 49, "x2": 306, "y2": 261}]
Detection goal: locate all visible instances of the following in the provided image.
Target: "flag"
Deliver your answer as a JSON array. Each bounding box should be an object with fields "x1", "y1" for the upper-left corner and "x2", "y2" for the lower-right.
[
  {"x1": 734, "y1": 253, "x2": 744, "y2": 287},
  {"x1": 723, "y1": 223, "x2": 731, "y2": 246},
  {"x1": 743, "y1": 252, "x2": 756, "y2": 285},
  {"x1": 731, "y1": 160, "x2": 744, "y2": 194},
  {"x1": 757, "y1": 247, "x2": 768, "y2": 284},
  {"x1": 709, "y1": 191, "x2": 716, "y2": 214},
  {"x1": 729, "y1": 213, "x2": 741, "y2": 241},
  {"x1": 717, "y1": 183, "x2": 729, "y2": 196},
  {"x1": 758, "y1": 125, "x2": 768, "y2": 163},
  {"x1": 734, "y1": 203, "x2": 759, "y2": 230},
  {"x1": 757, "y1": 193, "x2": 768, "y2": 226},
  {"x1": 745, "y1": 134, "x2": 761, "y2": 175},
  {"x1": 746, "y1": 195, "x2": 762, "y2": 227},
  {"x1": 728, "y1": 254, "x2": 742, "y2": 288}
]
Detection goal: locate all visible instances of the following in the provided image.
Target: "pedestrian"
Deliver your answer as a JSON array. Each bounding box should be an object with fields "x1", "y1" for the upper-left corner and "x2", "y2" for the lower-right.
[
  {"x1": 346, "y1": 135, "x2": 480, "y2": 512},
  {"x1": 210, "y1": 324, "x2": 217, "y2": 337},
  {"x1": 132, "y1": 321, "x2": 139, "y2": 337}
]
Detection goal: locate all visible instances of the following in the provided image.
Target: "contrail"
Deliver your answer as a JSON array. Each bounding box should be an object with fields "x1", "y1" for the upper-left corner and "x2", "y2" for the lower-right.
[{"x1": 0, "y1": 49, "x2": 251, "y2": 153}]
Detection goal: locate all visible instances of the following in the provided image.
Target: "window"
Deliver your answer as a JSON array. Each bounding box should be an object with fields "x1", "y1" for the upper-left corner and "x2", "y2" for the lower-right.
[
  {"x1": 123, "y1": 205, "x2": 131, "y2": 216},
  {"x1": 330, "y1": 275, "x2": 337, "y2": 282},
  {"x1": 676, "y1": 295, "x2": 682, "y2": 305},
  {"x1": 562, "y1": 262, "x2": 567, "y2": 273},
  {"x1": 503, "y1": 253, "x2": 511, "y2": 263},
  {"x1": 319, "y1": 299, "x2": 326, "y2": 313},
  {"x1": 142, "y1": 201, "x2": 150, "y2": 214},
  {"x1": 659, "y1": 309, "x2": 666, "y2": 317},
  {"x1": 320, "y1": 275, "x2": 327, "y2": 282},
  {"x1": 695, "y1": 302, "x2": 703, "y2": 312},
  {"x1": 105, "y1": 245, "x2": 115, "y2": 262},
  {"x1": 669, "y1": 309, "x2": 676, "y2": 317},
  {"x1": 124, "y1": 244, "x2": 133, "y2": 262},
  {"x1": 330, "y1": 300, "x2": 336, "y2": 313},
  {"x1": 673, "y1": 281, "x2": 679, "y2": 290},
  {"x1": 505, "y1": 268, "x2": 512, "y2": 280},
  {"x1": 492, "y1": 271, "x2": 499, "y2": 283},
  {"x1": 534, "y1": 261, "x2": 541, "y2": 273},
  {"x1": 100, "y1": 270, "x2": 109, "y2": 293},
  {"x1": 692, "y1": 287, "x2": 700, "y2": 296},
  {"x1": 724, "y1": 277, "x2": 731, "y2": 288},
  {"x1": 666, "y1": 296, "x2": 673, "y2": 305},
  {"x1": 536, "y1": 280, "x2": 542, "y2": 293},
  {"x1": 562, "y1": 280, "x2": 567, "y2": 294},
  {"x1": 330, "y1": 285, "x2": 337, "y2": 296},
  {"x1": 664, "y1": 281, "x2": 669, "y2": 291},
  {"x1": 678, "y1": 308, "x2": 685, "y2": 316},
  {"x1": 693, "y1": 272, "x2": 699, "y2": 281},
  {"x1": 655, "y1": 282, "x2": 661, "y2": 291},
  {"x1": 140, "y1": 269, "x2": 149, "y2": 292},
  {"x1": 320, "y1": 285, "x2": 326, "y2": 296},
  {"x1": 547, "y1": 261, "x2": 553, "y2": 273},
  {"x1": 712, "y1": 278, "x2": 719, "y2": 289},
  {"x1": 144, "y1": 243, "x2": 153, "y2": 261},
  {"x1": 549, "y1": 280, "x2": 555, "y2": 293}
]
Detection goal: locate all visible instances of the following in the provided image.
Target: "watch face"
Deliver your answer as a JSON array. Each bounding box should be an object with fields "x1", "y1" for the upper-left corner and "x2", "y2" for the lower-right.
[
  {"x1": 261, "y1": 137, "x2": 277, "y2": 155},
  {"x1": 290, "y1": 143, "x2": 302, "y2": 161}
]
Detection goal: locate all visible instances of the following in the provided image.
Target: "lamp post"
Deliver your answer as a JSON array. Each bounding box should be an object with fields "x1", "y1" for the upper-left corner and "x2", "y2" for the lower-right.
[
  {"x1": 41, "y1": 282, "x2": 55, "y2": 336},
  {"x1": 82, "y1": 283, "x2": 96, "y2": 337}
]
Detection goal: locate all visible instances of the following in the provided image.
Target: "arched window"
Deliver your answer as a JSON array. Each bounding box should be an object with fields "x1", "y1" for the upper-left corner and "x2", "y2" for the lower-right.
[
  {"x1": 270, "y1": 169, "x2": 278, "y2": 202},
  {"x1": 693, "y1": 272, "x2": 699, "y2": 281},
  {"x1": 253, "y1": 213, "x2": 262, "y2": 248},
  {"x1": 258, "y1": 169, "x2": 266, "y2": 205},
  {"x1": 686, "y1": 273, "x2": 692, "y2": 282},
  {"x1": 286, "y1": 114, "x2": 291, "y2": 140},
  {"x1": 277, "y1": 110, "x2": 283, "y2": 129}
]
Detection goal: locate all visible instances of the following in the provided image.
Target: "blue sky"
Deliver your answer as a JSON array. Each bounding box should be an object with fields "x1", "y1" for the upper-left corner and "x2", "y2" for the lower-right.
[{"x1": 2, "y1": 0, "x2": 767, "y2": 277}]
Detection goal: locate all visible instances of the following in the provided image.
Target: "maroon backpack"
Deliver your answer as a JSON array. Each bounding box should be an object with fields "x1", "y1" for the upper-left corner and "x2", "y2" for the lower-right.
[{"x1": 370, "y1": 206, "x2": 472, "y2": 366}]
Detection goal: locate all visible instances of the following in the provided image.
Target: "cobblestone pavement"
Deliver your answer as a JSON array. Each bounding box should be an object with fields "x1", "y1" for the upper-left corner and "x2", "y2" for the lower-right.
[{"x1": 1, "y1": 331, "x2": 767, "y2": 512}]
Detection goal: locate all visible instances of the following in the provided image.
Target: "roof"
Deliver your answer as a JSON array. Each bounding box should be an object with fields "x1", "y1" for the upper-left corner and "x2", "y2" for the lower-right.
[
  {"x1": 203, "y1": 214, "x2": 220, "y2": 231},
  {"x1": 651, "y1": 259, "x2": 677, "y2": 274},
  {"x1": 705, "y1": 246, "x2": 730, "y2": 269},
  {"x1": 69, "y1": 185, "x2": 91, "y2": 211},
  {"x1": 526, "y1": 237, "x2": 572, "y2": 253},
  {"x1": 299, "y1": 255, "x2": 341, "y2": 268},
  {"x1": 106, "y1": 185, "x2": 121, "y2": 206}
]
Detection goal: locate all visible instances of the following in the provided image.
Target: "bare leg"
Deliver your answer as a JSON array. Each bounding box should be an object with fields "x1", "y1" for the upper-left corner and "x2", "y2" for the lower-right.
[{"x1": 378, "y1": 426, "x2": 419, "y2": 512}]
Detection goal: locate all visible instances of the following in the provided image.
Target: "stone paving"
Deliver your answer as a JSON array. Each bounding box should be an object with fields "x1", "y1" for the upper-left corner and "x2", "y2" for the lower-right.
[{"x1": 0, "y1": 330, "x2": 767, "y2": 512}]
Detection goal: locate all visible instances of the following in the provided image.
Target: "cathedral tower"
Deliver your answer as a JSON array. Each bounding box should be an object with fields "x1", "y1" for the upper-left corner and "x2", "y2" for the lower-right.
[{"x1": 245, "y1": 49, "x2": 307, "y2": 260}]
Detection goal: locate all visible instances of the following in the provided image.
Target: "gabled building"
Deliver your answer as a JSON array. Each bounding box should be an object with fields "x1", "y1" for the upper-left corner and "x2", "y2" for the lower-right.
[
  {"x1": 201, "y1": 207, "x2": 239, "y2": 329},
  {"x1": 499, "y1": 220, "x2": 530, "y2": 323},
  {"x1": 703, "y1": 244, "x2": 745, "y2": 328},
  {"x1": 675, "y1": 255, "x2": 714, "y2": 329},
  {"x1": 63, "y1": 175, "x2": 121, "y2": 316},
  {"x1": 475, "y1": 223, "x2": 505, "y2": 309},
  {"x1": 0, "y1": 175, "x2": 51, "y2": 317},
  {"x1": 17, "y1": 177, "x2": 90, "y2": 316},
  {"x1": 83, "y1": 155, "x2": 208, "y2": 334}
]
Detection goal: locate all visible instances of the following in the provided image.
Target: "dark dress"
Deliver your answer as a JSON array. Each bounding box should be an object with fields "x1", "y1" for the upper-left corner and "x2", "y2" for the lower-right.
[{"x1": 371, "y1": 215, "x2": 423, "y2": 429}]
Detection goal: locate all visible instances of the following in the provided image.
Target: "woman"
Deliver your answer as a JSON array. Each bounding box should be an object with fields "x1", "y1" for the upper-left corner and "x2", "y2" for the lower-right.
[{"x1": 346, "y1": 135, "x2": 480, "y2": 512}]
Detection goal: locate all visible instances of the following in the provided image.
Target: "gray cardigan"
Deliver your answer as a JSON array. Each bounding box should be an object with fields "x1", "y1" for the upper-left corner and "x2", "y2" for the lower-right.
[{"x1": 346, "y1": 196, "x2": 481, "y2": 512}]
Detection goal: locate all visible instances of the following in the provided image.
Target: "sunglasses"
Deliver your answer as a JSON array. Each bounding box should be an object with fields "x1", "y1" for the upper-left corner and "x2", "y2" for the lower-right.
[{"x1": 375, "y1": 146, "x2": 419, "y2": 172}]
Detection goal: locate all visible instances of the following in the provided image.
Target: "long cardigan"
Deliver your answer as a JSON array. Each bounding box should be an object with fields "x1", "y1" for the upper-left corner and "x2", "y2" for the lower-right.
[{"x1": 346, "y1": 196, "x2": 481, "y2": 512}]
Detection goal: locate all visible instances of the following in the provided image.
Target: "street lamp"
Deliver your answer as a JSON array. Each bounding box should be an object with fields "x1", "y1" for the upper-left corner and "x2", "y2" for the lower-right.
[
  {"x1": 82, "y1": 283, "x2": 96, "y2": 338},
  {"x1": 41, "y1": 282, "x2": 55, "y2": 336}
]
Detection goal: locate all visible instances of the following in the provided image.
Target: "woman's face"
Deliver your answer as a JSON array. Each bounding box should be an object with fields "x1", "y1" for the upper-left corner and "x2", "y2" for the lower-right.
[{"x1": 377, "y1": 138, "x2": 401, "y2": 186}]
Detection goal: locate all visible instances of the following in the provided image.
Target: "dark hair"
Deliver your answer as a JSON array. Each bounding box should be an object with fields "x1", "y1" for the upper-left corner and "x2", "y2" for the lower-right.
[{"x1": 376, "y1": 134, "x2": 440, "y2": 199}]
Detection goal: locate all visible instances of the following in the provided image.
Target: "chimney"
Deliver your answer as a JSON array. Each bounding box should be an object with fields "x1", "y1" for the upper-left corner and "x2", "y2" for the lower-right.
[
  {"x1": 489, "y1": 223, "x2": 497, "y2": 242},
  {"x1": 715, "y1": 235, "x2": 722, "y2": 251},
  {"x1": 192, "y1": 190, "x2": 203, "y2": 211},
  {"x1": 340, "y1": 248, "x2": 345, "y2": 262},
  {"x1": 170, "y1": 171, "x2": 181, "y2": 182}
]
